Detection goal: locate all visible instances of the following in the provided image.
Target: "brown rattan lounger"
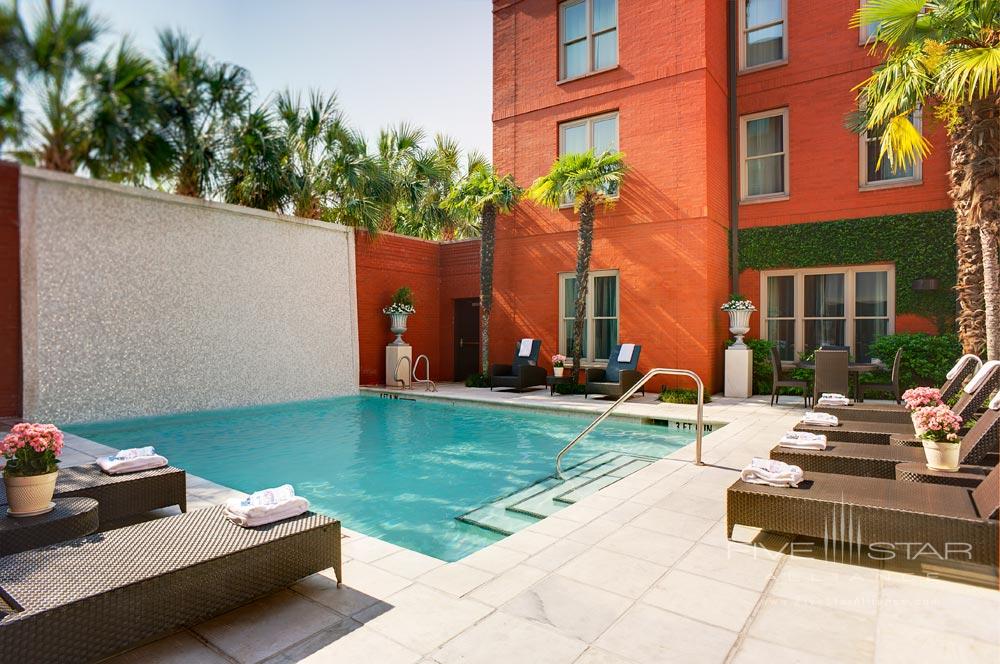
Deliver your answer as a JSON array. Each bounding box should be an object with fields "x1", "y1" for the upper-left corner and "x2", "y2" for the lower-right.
[
  {"x1": 726, "y1": 464, "x2": 999, "y2": 566},
  {"x1": 0, "y1": 506, "x2": 342, "y2": 664},
  {"x1": 0, "y1": 463, "x2": 186, "y2": 528},
  {"x1": 815, "y1": 354, "x2": 980, "y2": 424},
  {"x1": 795, "y1": 360, "x2": 1000, "y2": 444},
  {"x1": 771, "y1": 405, "x2": 1000, "y2": 478}
]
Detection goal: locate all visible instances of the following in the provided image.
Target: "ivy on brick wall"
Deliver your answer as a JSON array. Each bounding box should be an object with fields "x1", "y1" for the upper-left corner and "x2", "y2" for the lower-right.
[{"x1": 739, "y1": 210, "x2": 957, "y2": 330}]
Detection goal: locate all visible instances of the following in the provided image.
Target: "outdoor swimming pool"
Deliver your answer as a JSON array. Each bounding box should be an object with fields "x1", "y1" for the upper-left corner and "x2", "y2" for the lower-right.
[{"x1": 66, "y1": 395, "x2": 696, "y2": 560}]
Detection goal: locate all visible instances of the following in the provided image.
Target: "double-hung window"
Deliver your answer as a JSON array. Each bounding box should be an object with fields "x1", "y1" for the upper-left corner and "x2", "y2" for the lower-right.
[
  {"x1": 560, "y1": 0, "x2": 618, "y2": 80},
  {"x1": 740, "y1": 108, "x2": 788, "y2": 201},
  {"x1": 740, "y1": 0, "x2": 786, "y2": 70},
  {"x1": 559, "y1": 270, "x2": 619, "y2": 363},
  {"x1": 761, "y1": 266, "x2": 894, "y2": 362},
  {"x1": 860, "y1": 110, "x2": 922, "y2": 188},
  {"x1": 559, "y1": 112, "x2": 619, "y2": 202}
]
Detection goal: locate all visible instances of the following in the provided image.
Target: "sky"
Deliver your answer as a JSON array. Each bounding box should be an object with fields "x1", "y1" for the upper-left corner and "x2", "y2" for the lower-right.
[{"x1": 81, "y1": 0, "x2": 494, "y2": 159}]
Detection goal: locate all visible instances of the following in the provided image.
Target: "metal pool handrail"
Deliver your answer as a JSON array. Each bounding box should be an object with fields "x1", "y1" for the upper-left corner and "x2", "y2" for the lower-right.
[{"x1": 555, "y1": 368, "x2": 705, "y2": 479}]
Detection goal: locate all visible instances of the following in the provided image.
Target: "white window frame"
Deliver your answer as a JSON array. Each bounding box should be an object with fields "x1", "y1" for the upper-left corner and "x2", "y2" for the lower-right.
[
  {"x1": 858, "y1": 0, "x2": 879, "y2": 44},
  {"x1": 739, "y1": 0, "x2": 788, "y2": 72},
  {"x1": 559, "y1": 0, "x2": 618, "y2": 82},
  {"x1": 558, "y1": 269, "x2": 620, "y2": 365},
  {"x1": 740, "y1": 108, "x2": 789, "y2": 203},
  {"x1": 859, "y1": 108, "x2": 923, "y2": 190},
  {"x1": 760, "y1": 265, "x2": 896, "y2": 360},
  {"x1": 558, "y1": 111, "x2": 620, "y2": 207}
]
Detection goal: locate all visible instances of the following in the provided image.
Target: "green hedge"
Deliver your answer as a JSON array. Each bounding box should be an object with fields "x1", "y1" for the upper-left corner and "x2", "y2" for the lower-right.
[
  {"x1": 739, "y1": 210, "x2": 957, "y2": 329},
  {"x1": 864, "y1": 333, "x2": 963, "y2": 391}
]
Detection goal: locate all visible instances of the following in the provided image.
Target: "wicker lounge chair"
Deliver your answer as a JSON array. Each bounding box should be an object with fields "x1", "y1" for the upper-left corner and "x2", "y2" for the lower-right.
[
  {"x1": 0, "y1": 505, "x2": 341, "y2": 664},
  {"x1": 490, "y1": 339, "x2": 547, "y2": 392},
  {"x1": 726, "y1": 464, "x2": 999, "y2": 566},
  {"x1": 585, "y1": 344, "x2": 642, "y2": 399},
  {"x1": 769, "y1": 346, "x2": 810, "y2": 407},
  {"x1": 772, "y1": 399, "x2": 1000, "y2": 479},
  {"x1": 816, "y1": 354, "x2": 981, "y2": 424},
  {"x1": 795, "y1": 360, "x2": 1000, "y2": 444},
  {"x1": 0, "y1": 463, "x2": 186, "y2": 527}
]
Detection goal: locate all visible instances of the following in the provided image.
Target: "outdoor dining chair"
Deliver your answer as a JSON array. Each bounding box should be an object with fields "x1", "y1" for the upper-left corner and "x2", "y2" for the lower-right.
[{"x1": 812, "y1": 349, "x2": 850, "y2": 405}]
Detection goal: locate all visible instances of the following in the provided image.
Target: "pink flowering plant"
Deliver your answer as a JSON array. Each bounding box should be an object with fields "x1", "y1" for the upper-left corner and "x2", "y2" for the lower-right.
[
  {"x1": 901, "y1": 386, "x2": 944, "y2": 411},
  {"x1": 911, "y1": 405, "x2": 962, "y2": 444},
  {"x1": 551, "y1": 354, "x2": 567, "y2": 368},
  {"x1": 1, "y1": 423, "x2": 64, "y2": 477}
]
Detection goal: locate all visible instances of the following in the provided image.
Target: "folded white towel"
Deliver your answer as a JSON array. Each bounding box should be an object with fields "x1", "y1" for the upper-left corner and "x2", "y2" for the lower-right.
[
  {"x1": 225, "y1": 484, "x2": 298, "y2": 518},
  {"x1": 779, "y1": 431, "x2": 827, "y2": 450},
  {"x1": 618, "y1": 343, "x2": 635, "y2": 363},
  {"x1": 964, "y1": 360, "x2": 1000, "y2": 394},
  {"x1": 741, "y1": 457, "x2": 803, "y2": 487},
  {"x1": 518, "y1": 338, "x2": 533, "y2": 357},
  {"x1": 224, "y1": 496, "x2": 310, "y2": 527},
  {"x1": 802, "y1": 412, "x2": 839, "y2": 426},
  {"x1": 97, "y1": 451, "x2": 168, "y2": 475},
  {"x1": 817, "y1": 393, "x2": 850, "y2": 406}
]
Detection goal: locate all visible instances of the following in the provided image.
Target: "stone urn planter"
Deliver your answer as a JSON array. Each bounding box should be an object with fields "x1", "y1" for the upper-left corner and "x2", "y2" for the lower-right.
[
  {"x1": 383, "y1": 287, "x2": 416, "y2": 347},
  {"x1": 721, "y1": 298, "x2": 756, "y2": 348},
  {"x1": 387, "y1": 312, "x2": 410, "y2": 346},
  {"x1": 4, "y1": 471, "x2": 58, "y2": 516}
]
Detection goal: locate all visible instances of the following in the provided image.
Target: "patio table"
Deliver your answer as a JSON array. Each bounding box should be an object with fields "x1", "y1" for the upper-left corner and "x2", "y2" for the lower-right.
[
  {"x1": 794, "y1": 360, "x2": 884, "y2": 402},
  {"x1": 0, "y1": 497, "x2": 99, "y2": 556},
  {"x1": 546, "y1": 374, "x2": 575, "y2": 396}
]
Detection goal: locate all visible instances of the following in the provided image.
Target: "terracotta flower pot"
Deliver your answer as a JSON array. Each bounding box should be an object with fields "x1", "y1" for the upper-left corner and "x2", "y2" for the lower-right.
[
  {"x1": 921, "y1": 440, "x2": 960, "y2": 472},
  {"x1": 4, "y1": 470, "x2": 58, "y2": 516}
]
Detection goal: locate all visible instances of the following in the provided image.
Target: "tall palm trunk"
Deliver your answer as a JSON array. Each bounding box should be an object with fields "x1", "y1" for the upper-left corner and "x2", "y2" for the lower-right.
[
  {"x1": 479, "y1": 203, "x2": 497, "y2": 374},
  {"x1": 949, "y1": 103, "x2": 987, "y2": 355},
  {"x1": 968, "y1": 95, "x2": 1000, "y2": 359},
  {"x1": 572, "y1": 195, "x2": 596, "y2": 377}
]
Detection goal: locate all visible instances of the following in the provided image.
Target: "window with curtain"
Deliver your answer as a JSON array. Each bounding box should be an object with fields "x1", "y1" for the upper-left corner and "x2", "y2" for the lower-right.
[
  {"x1": 559, "y1": 112, "x2": 620, "y2": 202},
  {"x1": 761, "y1": 266, "x2": 894, "y2": 361},
  {"x1": 861, "y1": 111, "x2": 922, "y2": 188},
  {"x1": 560, "y1": 0, "x2": 618, "y2": 80},
  {"x1": 742, "y1": 0, "x2": 786, "y2": 69},
  {"x1": 741, "y1": 109, "x2": 788, "y2": 200},
  {"x1": 559, "y1": 270, "x2": 619, "y2": 362}
]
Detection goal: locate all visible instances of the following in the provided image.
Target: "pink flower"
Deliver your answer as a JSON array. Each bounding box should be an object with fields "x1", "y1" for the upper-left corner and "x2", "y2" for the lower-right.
[
  {"x1": 912, "y1": 405, "x2": 962, "y2": 443},
  {"x1": 0, "y1": 422, "x2": 64, "y2": 464},
  {"x1": 902, "y1": 387, "x2": 944, "y2": 411}
]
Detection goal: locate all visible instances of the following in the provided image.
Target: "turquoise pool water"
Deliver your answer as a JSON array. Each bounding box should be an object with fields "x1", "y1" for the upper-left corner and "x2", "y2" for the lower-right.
[{"x1": 66, "y1": 395, "x2": 694, "y2": 561}]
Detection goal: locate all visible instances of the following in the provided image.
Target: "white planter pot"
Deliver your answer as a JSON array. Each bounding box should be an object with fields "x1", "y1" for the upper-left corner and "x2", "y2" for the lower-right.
[
  {"x1": 726, "y1": 308, "x2": 754, "y2": 348},
  {"x1": 922, "y1": 439, "x2": 960, "y2": 472},
  {"x1": 4, "y1": 470, "x2": 58, "y2": 516},
  {"x1": 553, "y1": 367, "x2": 564, "y2": 377},
  {"x1": 388, "y1": 313, "x2": 410, "y2": 346}
]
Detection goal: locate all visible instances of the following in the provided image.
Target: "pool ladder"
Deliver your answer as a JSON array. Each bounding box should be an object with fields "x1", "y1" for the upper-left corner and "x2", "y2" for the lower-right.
[
  {"x1": 555, "y1": 368, "x2": 705, "y2": 479},
  {"x1": 392, "y1": 354, "x2": 437, "y2": 392}
]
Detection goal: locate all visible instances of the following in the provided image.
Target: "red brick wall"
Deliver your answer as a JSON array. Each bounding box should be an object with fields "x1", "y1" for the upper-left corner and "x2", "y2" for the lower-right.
[
  {"x1": 0, "y1": 161, "x2": 19, "y2": 416},
  {"x1": 354, "y1": 232, "x2": 480, "y2": 384}
]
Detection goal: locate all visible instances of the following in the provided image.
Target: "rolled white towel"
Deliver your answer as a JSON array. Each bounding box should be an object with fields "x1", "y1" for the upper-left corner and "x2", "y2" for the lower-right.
[
  {"x1": 518, "y1": 338, "x2": 533, "y2": 357},
  {"x1": 741, "y1": 457, "x2": 803, "y2": 487},
  {"x1": 964, "y1": 360, "x2": 1000, "y2": 394},
  {"x1": 802, "y1": 412, "x2": 839, "y2": 426},
  {"x1": 225, "y1": 484, "x2": 298, "y2": 518},
  {"x1": 97, "y1": 449, "x2": 168, "y2": 475},
  {"x1": 224, "y1": 496, "x2": 310, "y2": 527},
  {"x1": 779, "y1": 431, "x2": 827, "y2": 450}
]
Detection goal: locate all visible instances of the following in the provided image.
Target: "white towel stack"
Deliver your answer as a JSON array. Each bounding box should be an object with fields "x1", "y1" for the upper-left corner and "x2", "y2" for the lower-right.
[
  {"x1": 778, "y1": 431, "x2": 827, "y2": 450},
  {"x1": 223, "y1": 484, "x2": 310, "y2": 527},
  {"x1": 816, "y1": 393, "x2": 849, "y2": 406},
  {"x1": 801, "y1": 412, "x2": 839, "y2": 427},
  {"x1": 617, "y1": 343, "x2": 635, "y2": 363},
  {"x1": 96, "y1": 446, "x2": 168, "y2": 475},
  {"x1": 741, "y1": 457, "x2": 804, "y2": 487},
  {"x1": 518, "y1": 338, "x2": 533, "y2": 357}
]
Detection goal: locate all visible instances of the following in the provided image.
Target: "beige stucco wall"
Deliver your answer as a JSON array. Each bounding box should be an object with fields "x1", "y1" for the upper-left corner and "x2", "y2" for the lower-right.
[{"x1": 19, "y1": 168, "x2": 359, "y2": 422}]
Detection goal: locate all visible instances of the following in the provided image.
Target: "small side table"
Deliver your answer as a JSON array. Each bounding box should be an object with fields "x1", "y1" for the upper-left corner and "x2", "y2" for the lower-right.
[
  {"x1": 546, "y1": 374, "x2": 575, "y2": 396},
  {"x1": 895, "y1": 462, "x2": 990, "y2": 489},
  {"x1": 0, "y1": 497, "x2": 99, "y2": 556}
]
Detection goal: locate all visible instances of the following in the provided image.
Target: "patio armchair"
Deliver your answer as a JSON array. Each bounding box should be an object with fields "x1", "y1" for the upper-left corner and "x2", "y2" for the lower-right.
[
  {"x1": 812, "y1": 349, "x2": 850, "y2": 405},
  {"x1": 490, "y1": 339, "x2": 546, "y2": 392},
  {"x1": 585, "y1": 344, "x2": 642, "y2": 399},
  {"x1": 859, "y1": 347, "x2": 903, "y2": 403},
  {"x1": 769, "y1": 346, "x2": 810, "y2": 407}
]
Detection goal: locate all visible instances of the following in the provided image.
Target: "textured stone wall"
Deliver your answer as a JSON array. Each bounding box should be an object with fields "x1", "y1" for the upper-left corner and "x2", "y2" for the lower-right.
[{"x1": 20, "y1": 168, "x2": 358, "y2": 422}]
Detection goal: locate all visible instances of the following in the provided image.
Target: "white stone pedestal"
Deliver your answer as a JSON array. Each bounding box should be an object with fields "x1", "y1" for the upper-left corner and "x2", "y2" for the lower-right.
[
  {"x1": 724, "y1": 346, "x2": 753, "y2": 399},
  {"x1": 386, "y1": 344, "x2": 412, "y2": 387}
]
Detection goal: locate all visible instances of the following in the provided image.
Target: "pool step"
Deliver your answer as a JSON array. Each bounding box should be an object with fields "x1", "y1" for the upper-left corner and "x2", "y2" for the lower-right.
[{"x1": 456, "y1": 451, "x2": 657, "y2": 536}]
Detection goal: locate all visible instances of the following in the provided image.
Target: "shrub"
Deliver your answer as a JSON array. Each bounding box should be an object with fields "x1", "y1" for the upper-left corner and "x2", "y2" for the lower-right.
[
  {"x1": 865, "y1": 333, "x2": 963, "y2": 391},
  {"x1": 555, "y1": 382, "x2": 586, "y2": 395},
  {"x1": 464, "y1": 372, "x2": 489, "y2": 388},
  {"x1": 658, "y1": 388, "x2": 712, "y2": 404}
]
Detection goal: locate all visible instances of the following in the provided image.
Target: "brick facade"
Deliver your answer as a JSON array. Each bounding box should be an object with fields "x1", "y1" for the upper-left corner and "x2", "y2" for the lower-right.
[{"x1": 0, "y1": 161, "x2": 19, "y2": 416}]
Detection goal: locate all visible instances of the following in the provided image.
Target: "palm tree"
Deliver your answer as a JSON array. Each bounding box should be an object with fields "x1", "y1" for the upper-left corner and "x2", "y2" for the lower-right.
[
  {"x1": 222, "y1": 104, "x2": 287, "y2": 211},
  {"x1": 526, "y1": 150, "x2": 627, "y2": 375},
  {"x1": 443, "y1": 163, "x2": 522, "y2": 373},
  {"x1": 16, "y1": 0, "x2": 104, "y2": 171},
  {"x1": 154, "y1": 29, "x2": 252, "y2": 197},
  {"x1": 851, "y1": 0, "x2": 1000, "y2": 357},
  {"x1": 0, "y1": 1, "x2": 24, "y2": 152}
]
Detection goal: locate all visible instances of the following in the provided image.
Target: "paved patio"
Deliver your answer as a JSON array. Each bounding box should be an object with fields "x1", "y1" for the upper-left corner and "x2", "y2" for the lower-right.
[{"x1": 45, "y1": 387, "x2": 1000, "y2": 663}]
